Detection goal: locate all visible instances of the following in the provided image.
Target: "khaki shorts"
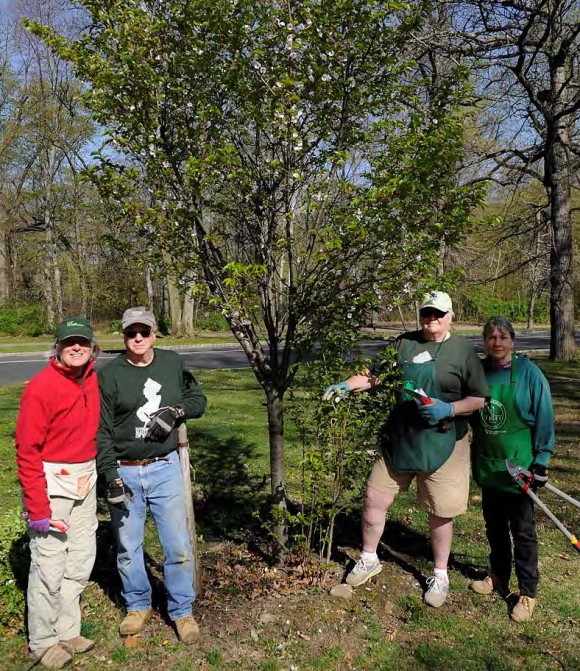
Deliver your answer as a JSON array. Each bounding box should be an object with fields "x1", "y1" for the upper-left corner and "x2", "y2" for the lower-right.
[{"x1": 367, "y1": 434, "x2": 470, "y2": 518}]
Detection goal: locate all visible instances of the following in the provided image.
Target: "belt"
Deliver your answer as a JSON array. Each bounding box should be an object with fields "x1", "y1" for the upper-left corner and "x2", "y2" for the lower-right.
[{"x1": 117, "y1": 456, "x2": 169, "y2": 467}]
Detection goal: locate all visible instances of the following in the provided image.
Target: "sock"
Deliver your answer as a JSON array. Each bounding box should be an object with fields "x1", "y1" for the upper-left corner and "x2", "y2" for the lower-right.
[
  {"x1": 434, "y1": 567, "x2": 448, "y2": 582},
  {"x1": 361, "y1": 551, "x2": 378, "y2": 562}
]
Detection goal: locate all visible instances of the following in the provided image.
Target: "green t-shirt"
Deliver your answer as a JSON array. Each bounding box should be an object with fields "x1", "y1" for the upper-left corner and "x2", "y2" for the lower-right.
[
  {"x1": 371, "y1": 331, "x2": 490, "y2": 439},
  {"x1": 97, "y1": 348, "x2": 207, "y2": 482}
]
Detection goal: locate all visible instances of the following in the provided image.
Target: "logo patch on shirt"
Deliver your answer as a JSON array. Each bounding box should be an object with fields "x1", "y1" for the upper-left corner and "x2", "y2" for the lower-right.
[{"x1": 479, "y1": 399, "x2": 507, "y2": 433}]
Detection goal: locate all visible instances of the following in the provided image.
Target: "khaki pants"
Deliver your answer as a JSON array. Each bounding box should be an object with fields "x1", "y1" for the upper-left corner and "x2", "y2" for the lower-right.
[{"x1": 27, "y1": 485, "x2": 97, "y2": 652}]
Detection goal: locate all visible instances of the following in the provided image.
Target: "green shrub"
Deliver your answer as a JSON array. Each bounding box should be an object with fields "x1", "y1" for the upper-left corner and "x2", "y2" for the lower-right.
[
  {"x1": 456, "y1": 288, "x2": 549, "y2": 324},
  {"x1": 0, "y1": 508, "x2": 27, "y2": 632},
  {"x1": 0, "y1": 305, "x2": 48, "y2": 337},
  {"x1": 195, "y1": 311, "x2": 229, "y2": 332},
  {"x1": 286, "y1": 330, "x2": 398, "y2": 561}
]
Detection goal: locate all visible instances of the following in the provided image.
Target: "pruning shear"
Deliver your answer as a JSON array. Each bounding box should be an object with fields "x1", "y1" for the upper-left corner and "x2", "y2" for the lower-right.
[
  {"x1": 401, "y1": 383, "x2": 433, "y2": 405},
  {"x1": 401, "y1": 384, "x2": 452, "y2": 432},
  {"x1": 506, "y1": 460, "x2": 580, "y2": 553}
]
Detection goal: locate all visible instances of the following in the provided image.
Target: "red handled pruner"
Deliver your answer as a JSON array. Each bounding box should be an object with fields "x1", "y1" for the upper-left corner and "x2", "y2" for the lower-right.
[
  {"x1": 506, "y1": 460, "x2": 580, "y2": 553},
  {"x1": 402, "y1": 387, "x2": 433, "y2": 405}
]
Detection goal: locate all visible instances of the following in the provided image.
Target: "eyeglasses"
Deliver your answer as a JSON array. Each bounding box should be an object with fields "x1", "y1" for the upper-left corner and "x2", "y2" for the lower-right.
[
  {"x1": 125, "y1": 328, "x2": 152, "y2": 339},
  {"x1": 59, "y1": 337, "x2": 92, "y2": 347},
  {"x1": 420, "y1": 308, "x2": 447, "y2": 319}
]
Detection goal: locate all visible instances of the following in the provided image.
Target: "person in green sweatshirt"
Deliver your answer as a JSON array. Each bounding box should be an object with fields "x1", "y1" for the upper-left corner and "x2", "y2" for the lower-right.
[
  {"x1": 97, "y1": 307, "x2": 207, "y2": 645},
  {"x1": 470, "y1": 316, "x2": 554, "y2": 623}
]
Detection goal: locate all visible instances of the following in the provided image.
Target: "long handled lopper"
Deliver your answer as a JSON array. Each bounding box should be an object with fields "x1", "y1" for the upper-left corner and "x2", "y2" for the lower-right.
[{"x1": 505, "y1": 460, "x2": 580, "y2": 553}]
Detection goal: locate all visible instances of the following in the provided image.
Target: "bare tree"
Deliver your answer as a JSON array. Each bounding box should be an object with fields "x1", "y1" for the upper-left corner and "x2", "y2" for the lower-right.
[{"x1": 453, "y1": 0, "x2": 580, "y2": 359}]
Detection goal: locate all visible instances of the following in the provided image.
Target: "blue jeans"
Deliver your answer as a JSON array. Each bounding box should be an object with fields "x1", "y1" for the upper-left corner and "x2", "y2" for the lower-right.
[{"x1": 110, "y1": 450, "x2": 195, "y2": 620}]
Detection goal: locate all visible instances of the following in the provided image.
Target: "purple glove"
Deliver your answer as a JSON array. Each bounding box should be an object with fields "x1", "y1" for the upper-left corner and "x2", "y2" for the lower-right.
[{"x1": 28, "y1": 517, "x2": 51, "y2": 533}]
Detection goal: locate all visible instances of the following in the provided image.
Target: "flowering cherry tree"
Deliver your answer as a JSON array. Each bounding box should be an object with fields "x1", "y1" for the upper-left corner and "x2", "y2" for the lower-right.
[{"x1": 30, "y1": 0, "x2": 484, "y2": 546}]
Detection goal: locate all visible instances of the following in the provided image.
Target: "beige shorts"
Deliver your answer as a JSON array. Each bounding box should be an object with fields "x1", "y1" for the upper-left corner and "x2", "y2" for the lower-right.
[{"x1": 367, "y1": 434, "x2": 470, "y2": 518}]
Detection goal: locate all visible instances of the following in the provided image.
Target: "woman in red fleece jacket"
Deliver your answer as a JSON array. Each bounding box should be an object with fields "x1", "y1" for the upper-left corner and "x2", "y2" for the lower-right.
[{"x1": 16, "y1": 316, "x2": 100, "y2": 670}]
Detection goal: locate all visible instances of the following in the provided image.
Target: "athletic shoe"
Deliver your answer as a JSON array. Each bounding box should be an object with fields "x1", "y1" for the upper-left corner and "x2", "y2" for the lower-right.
[
  {"x1": 345, "y1": 556, "x2": 382, "y2": 586},
  {"x1": 424, "y1": 575, "x2": 449, "y2": 607}
]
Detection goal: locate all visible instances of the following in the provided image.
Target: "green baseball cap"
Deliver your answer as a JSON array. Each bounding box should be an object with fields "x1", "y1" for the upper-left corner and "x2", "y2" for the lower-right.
[{"x1": 56, "y1": 316, "x2": 94, "y2": 342}]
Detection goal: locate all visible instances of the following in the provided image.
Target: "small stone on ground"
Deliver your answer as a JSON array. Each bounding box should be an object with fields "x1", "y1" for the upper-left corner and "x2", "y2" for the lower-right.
[{"x1": 330, "y1": 583, "x2": 355, "y2": 599}]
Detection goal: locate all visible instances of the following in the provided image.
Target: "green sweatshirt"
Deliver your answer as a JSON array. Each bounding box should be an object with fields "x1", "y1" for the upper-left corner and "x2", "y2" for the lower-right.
[
  {"x1": 471, "y1": 354, "x2": 555, "y2": 468},
  {"x1": 97, "y1": 348, "x2": 207, "y2": 483}
]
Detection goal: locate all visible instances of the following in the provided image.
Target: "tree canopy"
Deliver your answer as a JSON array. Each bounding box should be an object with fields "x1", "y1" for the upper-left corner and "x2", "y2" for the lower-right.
[{"x1": 28, "y1": 0, "x2": 486, "y2": 542}]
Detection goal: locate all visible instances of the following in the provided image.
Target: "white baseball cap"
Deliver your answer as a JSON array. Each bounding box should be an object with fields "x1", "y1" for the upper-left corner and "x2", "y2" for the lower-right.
[{"x1": 420, "y1": 291, "x2": 453, "y2": 314}]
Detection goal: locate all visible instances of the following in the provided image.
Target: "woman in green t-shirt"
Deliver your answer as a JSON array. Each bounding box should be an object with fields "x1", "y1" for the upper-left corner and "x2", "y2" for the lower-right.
[{"x1": 323, "y1": 291, "x2": 489, "y2": 608}]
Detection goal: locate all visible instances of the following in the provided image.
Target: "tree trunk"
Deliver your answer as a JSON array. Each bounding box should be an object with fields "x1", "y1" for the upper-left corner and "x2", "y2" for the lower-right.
[
  {"x1": 53, "y1": 252, "x2": 63, "y2": 322},
  {"x1": 182, "y1": 283, "x2": 195, "y2": 336},
  {"x1": 527, "y1": 292, "x2": 535, "y2": 330},
  {"x1": 177, "y1": 424, "x2": 201, "y2": 597},
  {"x1": 44, "y1": 226, "x2": 55, "y2": 329},
  {"x1": 266, "y1": 388, "x2": 287, "y2": 551},
  {"x1": 146, "y1": 264, "x2": 154, "y2": 312},
  {"x1": 0, "y1": 225, "x2": 8, "y2": 304},
  {"x1": 77, "y1": 230, "x2": 88, "y2": 316},
  {"x1": 547, "y1": 69, "x2": 575, "y2": 361},
  {"x1": 437, "y1": 238, "x2": 446, "y2": 276},
  {"x1": 166, "y1": 278, "x2": 182, "y2": 336},
  {"x1": 43, "y1": 145, "x2": 56, "y2": 329}
]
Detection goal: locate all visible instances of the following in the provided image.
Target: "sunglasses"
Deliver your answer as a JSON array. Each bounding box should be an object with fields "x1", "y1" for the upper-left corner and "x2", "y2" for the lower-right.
[
  {"x1": 125, "y1": 328, "x2": 152, "y2": 339},
  {"x1": 420, "y1": 308, "x2": 447, "y2": 319}
]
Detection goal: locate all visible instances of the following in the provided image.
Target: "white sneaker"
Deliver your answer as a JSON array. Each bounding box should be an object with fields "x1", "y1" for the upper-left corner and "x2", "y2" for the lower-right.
[
  {"x1": 424, "y1": 575, "x2": 449, "y2": 607},
  {"x1": 345, "y1": 556, "x2": 382, "y2": 587}
]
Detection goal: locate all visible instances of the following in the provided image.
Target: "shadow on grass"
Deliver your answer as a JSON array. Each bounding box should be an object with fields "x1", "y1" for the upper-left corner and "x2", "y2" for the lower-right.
[
  {"x1": 91, "y1": 516, "x2": 187, "y2": 624},
  {"x1": 324, "y1": 510, "x2": 483, "y2": 589},
  {"x1": 88, "y1": 432, "x2": 270, "y2": 615},
  {"x1": 545, "y1": 374, "x2": 580, "y2": 404},
  {"x1": 187, "y1": 429, "x2": 269, "y2": 543},
  {"x1": 7, "y1": 531, "x2": 29, "y2": 633}
]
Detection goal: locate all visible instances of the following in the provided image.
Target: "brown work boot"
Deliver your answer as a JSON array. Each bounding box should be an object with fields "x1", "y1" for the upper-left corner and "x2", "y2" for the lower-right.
[
  {"x1": 510, "y1": 595, "x2": 536, "y2": 622},
  {"x1": 175, "y1": 615, "x2": 200, "y2": 645},
  {"x1": 61, "y1": 636, "x2": 95, "y2": 653},
  {"x1": 119, "y1": 609, "x2": 152, "y2": 636},
  {"x1": 33, "y1": 644, "x2": 72, "y2": 669},
  {"x1": 470, "y1": 575, "x2": 510, "y2": 598}
]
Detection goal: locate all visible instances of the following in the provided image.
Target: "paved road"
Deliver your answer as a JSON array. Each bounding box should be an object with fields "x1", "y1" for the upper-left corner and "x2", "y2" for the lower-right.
[{"x1": 0, "y1": 331, "x2": 559, "y2": 386}]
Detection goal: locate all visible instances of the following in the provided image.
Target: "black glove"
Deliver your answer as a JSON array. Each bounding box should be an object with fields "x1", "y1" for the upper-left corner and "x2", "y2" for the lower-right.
[
  {"x1": 107, "y1": 478, "x2": 134, "y2": 510},
  {"x1": 145, "y1": 405, "x2": 185, "y2": 441},
  {"x1": 530, "y1": 463, "x2": 549, "y2": 489}
]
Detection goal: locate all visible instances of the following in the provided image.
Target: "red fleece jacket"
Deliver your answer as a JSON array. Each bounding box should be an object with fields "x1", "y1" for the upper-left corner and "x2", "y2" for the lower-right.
[{"x1": 16, "y1": 357, "x2": 100, "y2": 520}]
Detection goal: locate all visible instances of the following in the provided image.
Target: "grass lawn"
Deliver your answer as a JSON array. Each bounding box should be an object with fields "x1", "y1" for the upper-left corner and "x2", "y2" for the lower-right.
[{"x1": 1, "y1": 362, "x2": 579, "y2": 670}]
